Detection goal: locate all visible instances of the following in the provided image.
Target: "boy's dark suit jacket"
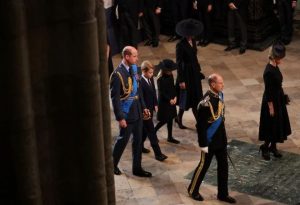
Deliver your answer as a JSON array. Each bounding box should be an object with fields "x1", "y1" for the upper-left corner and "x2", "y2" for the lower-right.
[{"x1": 140, "y1": 77, "x2": 158, "y2": 116}]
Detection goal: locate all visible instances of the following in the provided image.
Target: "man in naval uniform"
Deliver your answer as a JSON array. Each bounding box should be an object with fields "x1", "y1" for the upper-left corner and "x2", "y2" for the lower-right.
[
  {"x1": 187, "y1": 73, "x2": 236, "y2": 203},
  {"x1": 110, "y1": 46, "x2": 152, "y2": 177}
]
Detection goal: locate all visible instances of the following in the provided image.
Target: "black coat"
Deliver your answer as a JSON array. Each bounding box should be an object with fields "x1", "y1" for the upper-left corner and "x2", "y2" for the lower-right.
[
  {"x1": 140, "y1": 77, "x2": 158, "y2": 115},
  {"x1": 259, "y1": 63, "x2": 291, "y2": 143},
  {"x1": 176, "y1": 38, "x2": 204, "y2": 110},
  {"x1": 157, "y1": 74, "x2": 177, "y2": 122}
]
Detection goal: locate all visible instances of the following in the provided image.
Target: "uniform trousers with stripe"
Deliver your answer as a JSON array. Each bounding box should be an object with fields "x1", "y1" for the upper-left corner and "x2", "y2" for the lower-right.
[{"x1": 188, "y1": 146, "x2": 229, "y2": 198}]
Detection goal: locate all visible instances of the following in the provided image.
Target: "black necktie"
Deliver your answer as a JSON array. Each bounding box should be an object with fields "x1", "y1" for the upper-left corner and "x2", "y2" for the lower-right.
[
  {"x1": 148, "y1": 79, "x2": 152, "y2": 86},
  {"x1": 129, "y1": 67, "x2": 133, "y2": 77}
]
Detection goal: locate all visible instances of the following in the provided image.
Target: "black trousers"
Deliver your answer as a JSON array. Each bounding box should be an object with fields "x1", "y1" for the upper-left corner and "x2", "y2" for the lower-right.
[
  {"x1": 196, "y1": 4, "x2": 213, "y2": 41},
  {"x1": 113, "y1": 118, "x2": 143, "y2": 172},
  {"x1": 227, "y1": 9, "x2": 247, "y2": 48},
  {"x1": 142, "y1": 117, "x2": 162, "y2": 156},
  {"x1": 142, "y1": 9, "x2": 160, "y2": 43},
  {"x1": 119, "y1": 12, "x2": 139, "y2": 48},
  {"x1": 170, "y1": 0, "x2": 189, "y2": 35},
  {"x1": 277, "y1": 0, "x2": 294, "y2": 43},
  {"x1": 188, "y1": 146, "x2": 229, "y2": 198}
]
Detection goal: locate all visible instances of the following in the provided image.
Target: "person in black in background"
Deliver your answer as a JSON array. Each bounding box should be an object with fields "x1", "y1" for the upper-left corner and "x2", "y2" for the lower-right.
[
  {"x1": 167, "y1": 0, "x2": 191, "y2": 42},
  {"x1": 187, "y1": 73, "x2": 236, "y2": 204},
  {"x1": 115, "y1": 0, "x2": 144, "y2": 48},
  {"x1": 224, "y1": 0, "x2": 248, "y2": 54},
  {"x1": 142, "y1": 0, "x2": 162, "y2": 47},
  {"x1": 192, "y1": 0, "x2": 214, "y2": 47},
  {"x1": 275, "y1": 0, "x2": 298, "y2": 45},
  {"x1": 175, "y1": 19, "x2": 205, "y2": 129},
  {"x1": 155, "y1": 59, "x2": 180, "y2": 144},
  {"x1": 110, "y1": 46, "x2": 152, "y2": 177},
  {"x1": 140, "y1": 60, "x2": 168, "y2": 161},
  {"x1": 258, "y1": 42, "x2": 291, "y2": 160}
]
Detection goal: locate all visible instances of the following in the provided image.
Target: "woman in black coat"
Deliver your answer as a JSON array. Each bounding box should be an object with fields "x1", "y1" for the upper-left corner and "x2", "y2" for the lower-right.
[
  {"x1": 258, "y1": 42, "x2": 291, "y2": 160},
  {"x1": 155, "y1": 59, "x2": 180, "y2": 144},
  {"x1": 175, "y1": 19, "x2": 205, "y2": 128}
]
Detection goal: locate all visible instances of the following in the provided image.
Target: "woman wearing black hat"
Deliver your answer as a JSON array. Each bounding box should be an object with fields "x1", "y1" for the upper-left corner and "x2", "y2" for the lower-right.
[
  {"x1": 258, "y1": 42, "x2": 292, "y2": 160},
  {"x1": 175, "y1": 19, "x2": 206, "y2": 129}
]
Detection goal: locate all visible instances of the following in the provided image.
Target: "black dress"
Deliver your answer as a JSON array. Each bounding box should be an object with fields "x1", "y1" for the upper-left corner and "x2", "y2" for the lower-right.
[
  {"x1": 157, "y1": 74, "x2": 177, "y2": 122},
  {"x1": 259, "y1": 63, "x2": 291, "y2": 143}
]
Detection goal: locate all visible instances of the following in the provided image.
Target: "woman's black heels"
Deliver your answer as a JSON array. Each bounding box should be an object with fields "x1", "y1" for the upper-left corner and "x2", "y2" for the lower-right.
[
  {"x1": 174, "y1": 117, "x2": 187, "y2": 129},
  {"x1": 259, "y1": 144, "x2": 270, "y2": 161},
  {"x1": 269, "y1": 147, "x2": 282, "y2": 158}
]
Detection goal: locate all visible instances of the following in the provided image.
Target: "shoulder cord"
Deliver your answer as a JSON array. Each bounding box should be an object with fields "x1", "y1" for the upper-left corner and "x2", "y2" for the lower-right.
[
  {"x1": 115, "y1": 72, "x2": 133, "y2": 100},
  {"x1": 208, "y1": 101, "x2": 224, "y2": 123}
]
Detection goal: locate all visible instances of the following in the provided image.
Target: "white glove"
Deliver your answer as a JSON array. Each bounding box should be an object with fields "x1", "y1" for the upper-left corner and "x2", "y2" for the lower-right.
[{"x1": 200, "y1": 147, "x2": 208, "y2": 153}]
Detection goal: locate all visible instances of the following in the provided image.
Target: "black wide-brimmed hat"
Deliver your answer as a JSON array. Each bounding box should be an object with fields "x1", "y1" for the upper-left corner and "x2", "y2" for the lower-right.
[
  {"x1": 154, "y1": 59, "x2": 178, "y2": 75},
  {"x1": 270, "y1": 42, "x2": 286, "y2": 59},
  {"x1": 175, "y1": 18, "x2": 203, "y2": 37}
]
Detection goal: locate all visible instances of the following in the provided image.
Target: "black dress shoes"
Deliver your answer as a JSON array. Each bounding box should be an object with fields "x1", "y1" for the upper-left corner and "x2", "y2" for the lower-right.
[
  {"x1": 217, "y1": 195, "x2": 236, "y2": 204},
  {"x1": 133, "y1": 169, "x2": 152, "y2": 177},
  {"x1": 198, "y1": 40, "x2": 210, "y2": 47},
  {"x1": 142, "y1": 147, "x2": 151, "y2": 153},
  {"x1": 190, "y1": 193, "x2": 204, "y2": 201},
  {"x1": 114, "y1": 166, "x2": 122, "y2": 175},
  {"x1": 167, "y1": 137, "x2": 180, "y2": 144},
  {"x1": 269, "y1": 147, "x2": 282, "y2": 158},
  {"x1": 239, "y1": 47, "x2": 246, "y2": 54},
  {"x1": 168, "y1": 35, "x2": 180, "y2": 42},
  {"x1": 224, "y1": 45, "x2": 238, "y2": 51},
  {"x1": 152, "y1": 41, "x2": 159, "y2": 47},
  {"x1": 155, "y1": 153, "x2": 168, "y2": 161},
  {"x1": 174, "y1": 118, "x2": 187, "y2": 129},
  {"x1": 144, "y1": 39, "x2": 152, "y2": 46}
]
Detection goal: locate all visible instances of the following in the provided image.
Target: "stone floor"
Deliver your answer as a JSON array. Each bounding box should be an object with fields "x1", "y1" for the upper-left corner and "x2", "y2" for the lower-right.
[{"x1": 111, "y1": 14, "x2": 300, "y2": 205}]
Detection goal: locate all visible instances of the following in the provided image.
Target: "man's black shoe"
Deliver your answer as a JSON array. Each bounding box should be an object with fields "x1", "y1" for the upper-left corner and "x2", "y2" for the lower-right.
[
  {"x1": 155, "y1": 153, "x2": 168, "y2": 161},
  {"x1": 133, "y1": 169, "x2": 152, "y2": 177},
  {"x1": 168, "y1": 35, "x2": 180, "y2": 42},
  {"x1": 224, "y1": 45, "x2": 238, "y2": 51},
  {"x1": 197, "y1": 40, "x2": 204, "y2": 46},
  {"x1": 142, "y1": 147, "x2": 150, "y2": 153},
  {"x1": 202, "y1": 40, "x2": 210, "y2": 47},
  {"x1": 152, "y1": 42, "x2": 159, "y2": 47},
  {"x1": 217, "y1": 195, "x2": 236, "y2": 204},
  {"x1": 239, "y1": 47, "x2": 246, "y2": 54},
  {"x1": 167, "y1": 137, "x2": 180, "y2": 144},
  {"x1": 191, "y1": 193, "x2": 204, "y2": 201},
  {"x1": 114, "y1": 167, "x2": 122, "y2": 175},
  {"x1": 144, "y1": 39, "x2": 152, "y2": 46}
]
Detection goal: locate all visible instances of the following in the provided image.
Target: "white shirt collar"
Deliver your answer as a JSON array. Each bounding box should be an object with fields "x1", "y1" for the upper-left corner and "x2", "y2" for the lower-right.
[{"x1": 121, "y1": 60, "x2": 130, "y2": 72}]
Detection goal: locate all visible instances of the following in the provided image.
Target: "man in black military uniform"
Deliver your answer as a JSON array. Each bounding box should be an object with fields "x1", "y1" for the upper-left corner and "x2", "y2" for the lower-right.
[
  {"x1": 187, "y1": 73, "x2": 236, "y2": 203},
  {"x1": 110, "y1": 46, "x2": 152, "y2": 177}
]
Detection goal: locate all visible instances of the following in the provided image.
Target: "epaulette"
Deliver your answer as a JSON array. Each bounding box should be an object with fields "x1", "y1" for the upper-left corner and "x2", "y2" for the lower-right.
[{"x1": 197, "y1": 95, "x2": 210, "y2": 110}]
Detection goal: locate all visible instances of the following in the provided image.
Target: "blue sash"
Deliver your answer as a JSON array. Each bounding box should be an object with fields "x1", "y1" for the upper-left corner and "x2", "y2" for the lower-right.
[
  {"x1": 206, "y1": 92, "x2": 224, "y2": 144},
  {"x1": 121, "y1": 64, "x2": 138, "y2": 118}
]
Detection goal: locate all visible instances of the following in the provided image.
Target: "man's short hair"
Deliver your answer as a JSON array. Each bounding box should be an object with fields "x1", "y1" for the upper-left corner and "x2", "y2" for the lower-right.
[
  {"x1": 208, "y1": 74, "x2": 219, "y2": 86},
  {"x1": 122, "y1": 46, "x2": 132, "y2": 58}
]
